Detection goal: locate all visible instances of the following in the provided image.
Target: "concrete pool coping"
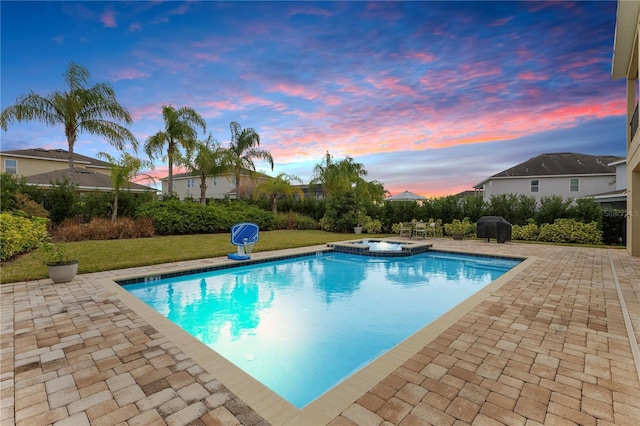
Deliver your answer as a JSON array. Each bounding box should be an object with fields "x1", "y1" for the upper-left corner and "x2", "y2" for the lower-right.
[{"x1": 97, "y1": 245, "x2": 534, "y2": 425}]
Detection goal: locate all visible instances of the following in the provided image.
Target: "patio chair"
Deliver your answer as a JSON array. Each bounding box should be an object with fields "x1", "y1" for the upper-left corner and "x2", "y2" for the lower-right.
[
  {"x1": 413, "y1": 222, "x2": 427, "y2": 239},
  {"x1": 399, "y1": 222, "x2": 413, "y2": 238}
]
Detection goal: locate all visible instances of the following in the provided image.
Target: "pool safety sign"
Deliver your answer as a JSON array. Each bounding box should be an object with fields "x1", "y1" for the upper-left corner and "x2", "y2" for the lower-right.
[{"x1": 228, "y1": 222, "x2": 259, "y2": 260}]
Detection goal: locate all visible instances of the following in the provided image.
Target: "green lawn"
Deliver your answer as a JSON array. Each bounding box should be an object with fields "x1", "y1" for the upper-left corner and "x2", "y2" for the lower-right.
[{"x1": 1, "y1": 231, "x2": 392, "y2": 284}]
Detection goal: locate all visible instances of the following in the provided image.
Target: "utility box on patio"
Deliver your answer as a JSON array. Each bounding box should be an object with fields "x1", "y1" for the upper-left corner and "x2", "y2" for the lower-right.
[{"x1": 476, "y1": 216, "x2": 512, "y2": 243}]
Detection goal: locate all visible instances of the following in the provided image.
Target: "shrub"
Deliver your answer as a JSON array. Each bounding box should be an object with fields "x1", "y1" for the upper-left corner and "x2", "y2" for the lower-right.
[
  {"x1": 444, "y1": 218, "x2": 473, "y2": 236},
  {"x1": 537, "y1": 219, "x2": 602, "y2": 245},
  {"x1": 52, "y1": 217, "x2": 155, "y2": 241},
  {"x1": 362, "y1": 217, "x2": 382, "y2": 233},
  {"x1": 43, "y1": 178, "x2": 79, "y2": 225},
  {"x1": 136, "y1": 200, "x2": 275, "y2": 235},
  {"x1": 511, "y1": 223, "x2": 539, "y2": 241},
  {"x1": 0, "y1": 213, "x2": 48, "y2": 261},
  {"x1": 274, "y1": 212, "x2": 319, "y2": 230},
  {"x1": 14, "y1": 193, "x2": 49, "y2": 219}
]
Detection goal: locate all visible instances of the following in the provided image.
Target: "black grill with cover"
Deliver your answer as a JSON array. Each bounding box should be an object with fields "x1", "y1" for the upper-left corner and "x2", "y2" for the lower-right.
[{"x1": 476, "y1": 216, "x2": 512, "y2": 243}]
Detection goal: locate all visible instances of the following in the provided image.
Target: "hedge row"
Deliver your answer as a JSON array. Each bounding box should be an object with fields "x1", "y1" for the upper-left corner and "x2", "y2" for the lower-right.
[
  {"x1": 0, "y1": 213, "x2": 48, "y2": 261},
  {"x1": 135, "y1": 200, "x2": 276, "y2": 235},
  {"x1": 512, "y1": 219, "x2": 602, "y2": 245}
]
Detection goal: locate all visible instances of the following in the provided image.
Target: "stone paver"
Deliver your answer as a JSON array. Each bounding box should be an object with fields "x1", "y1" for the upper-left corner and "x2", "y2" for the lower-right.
[{"x1": 1, "y1": 240, "x2": 639, "y2": 425}]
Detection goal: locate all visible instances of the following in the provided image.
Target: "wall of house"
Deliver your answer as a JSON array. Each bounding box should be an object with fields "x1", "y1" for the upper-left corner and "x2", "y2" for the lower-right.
[
  {"x1": 615, "y1": 163, "x2": 627, "y2": 190},
  {"x1": 627, "y1": 80, "x2": 640, "y2": 256},
  {"x1": 481, "y1": 175, "x2": 616, "y2": 202},
  {"x1": 163, "y1": 176, "x2": 235, "y2": 200},
  {"x1": 0, "y1": 155, "x2": 110, "y2": 177}
]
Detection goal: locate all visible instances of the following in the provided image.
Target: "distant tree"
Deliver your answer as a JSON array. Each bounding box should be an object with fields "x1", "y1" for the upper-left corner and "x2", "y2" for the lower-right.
[
  {"x1": 0, "y1": 62, "x2": 137, "y2": 171},
  {"x1": 311, "y1": 151, "x2": 369, "y2": 197},
  {"x1": 228, "y1": 121, "x2": 274, "y2": 199},
  {"x1": 179, "y1": 134, "x2": 233, "y2": 204},
  {"x1": 461, "y1": 195, "x2": 487, "y2": 222},
  {"x1": 145, "y1": 105, "x2": 206, "y2": 196},
  {"x1": 535, "y1": 195, "x2": 572, "y2": 225},
  {"x1": 255, "y1": 173, "x2": 303, "y2": 215},
  {"x1": 98, "y1": 152, "x2": 154, "y2": 222}
]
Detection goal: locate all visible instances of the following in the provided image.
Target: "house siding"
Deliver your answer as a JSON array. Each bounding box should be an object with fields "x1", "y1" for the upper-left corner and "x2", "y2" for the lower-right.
[
  {"x1": 612, "y1": 0, "x2": 640, "y2": 256},
  {"x1": 481, "y1": 175, "x2": 615, "y2": 202},
  {"x1": 0, "y1": 154, "x2": 110, "y2": 177},
  {"x1": 164, "y1": 176, "x2": 234, "y2": 200}
]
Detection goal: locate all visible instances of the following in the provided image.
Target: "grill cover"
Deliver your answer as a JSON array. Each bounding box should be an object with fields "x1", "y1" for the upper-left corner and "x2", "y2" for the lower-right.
[{"x1": 476, "y1": 216, "x2": 512, "y2": 243}]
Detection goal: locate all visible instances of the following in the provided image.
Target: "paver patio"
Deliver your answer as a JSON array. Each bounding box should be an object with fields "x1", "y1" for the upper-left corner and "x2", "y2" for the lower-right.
[{"x1": 1, "y1": 239, "x2": 639, "y2": 425}]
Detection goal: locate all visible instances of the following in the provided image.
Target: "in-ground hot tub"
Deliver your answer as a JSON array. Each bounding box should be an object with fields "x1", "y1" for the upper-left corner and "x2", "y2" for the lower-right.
[{"x1": 327, "y1": 238, "x2": 432, "y2": 257}]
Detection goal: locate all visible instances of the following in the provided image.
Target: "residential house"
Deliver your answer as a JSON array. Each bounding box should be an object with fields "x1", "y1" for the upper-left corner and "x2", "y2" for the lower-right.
[
  {"x1": 611, "y1": 0, "x2": 640, "y2": 257},
  {"x1": 163, "y1": 170, "x2": 273, "y2": 200},
  {"x1": 0, "y1": 148, "x2": 151, "y2": 194},
  {"x1": 473, "y1": 153, "x2": 622, "y2": 203},
  {"x1": 591, "y1": 159, "x2": 627, "y2": 210},
  {"x1": 1, "y1": 148, "x2": 111, "y2": 177}
]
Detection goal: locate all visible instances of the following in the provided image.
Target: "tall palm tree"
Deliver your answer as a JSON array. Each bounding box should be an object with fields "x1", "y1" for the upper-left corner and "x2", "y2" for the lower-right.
[
  {"x1": 179, "y1": 134, "x2": 233, "y2": 204},
  {"x1": 254, "y1": 173, "x2": 303, "y2": 215},
  {"x1": 97, "y1": 151, "x2": 154, "y2": 222},
  {"x1": 144, "y1": 105, "x2": 206, "y2": 196},
  {"x1": 0, "y1": 62, "x2": 137, "y2": 171},
  {"x1": 228, "y1": 121, "x2": 274, "y2": 199}
]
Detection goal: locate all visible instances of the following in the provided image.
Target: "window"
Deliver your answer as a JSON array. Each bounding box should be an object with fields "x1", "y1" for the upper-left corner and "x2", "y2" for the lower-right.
[
  {"x1": 187, "y1": 179, "x2": 195, "y2": 188},
  {"x1": 4, "y1": 159, "x2": 17, "y2": 175},
  {"x1": 231, "y1": 175, "x2": 236, "y2": 185},
  {"x1": 530, "y1": 179, "x2": 539, "y2": 193},
  {"x1": 570, "y1": 178, "x2": 579, "y2": 192},
  {"x1": 213, "y1": 177, "x2": 217, "y2": 186}
]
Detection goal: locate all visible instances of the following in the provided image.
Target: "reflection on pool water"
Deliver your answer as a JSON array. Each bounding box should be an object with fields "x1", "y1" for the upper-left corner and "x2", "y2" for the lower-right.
[{"x1": 123, "y1": 251, "x2": 520, "y2": 408}]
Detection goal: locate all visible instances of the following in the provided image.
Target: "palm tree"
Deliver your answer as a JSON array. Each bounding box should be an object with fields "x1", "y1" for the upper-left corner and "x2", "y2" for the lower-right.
[
  {"x1": 144, "y1": 105, "x2": 206, "y2": 196},
  {"x1": 0, "y1": 62, "x2": 137, "y2": 171},
  {"x1": 255, "y1": 173, "x2": 304, "y2": 215},
  {"x1": 228, "y1": 121, "x2": 274, "y2": 199},
  {"x1": 179, "y1": 134, "x2": 233, "y2": 204},
  {"x1": 97, "y1": 151, "x2": 154, "y2": 222},
  {"x1": 311, "y1": 151, "x2": 368, "y2": 197}
]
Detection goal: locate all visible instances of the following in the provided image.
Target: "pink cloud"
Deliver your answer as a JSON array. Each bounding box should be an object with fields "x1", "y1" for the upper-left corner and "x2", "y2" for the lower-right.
[
  {"x1": 404, "y1": 52, "x2": 437, "y2": 63},
  {"x1": 517, "y1": 71, "x2": 549, "y2": 81},
  {"x1": 489, "y1": 16, "x2": 514, "y2": 27},
  {"x1": 111, "y1": 68, "x2": 151, "y2": 82},
  {"x1": 100, "y1": 10, "x2": 117, "y2": 28}
]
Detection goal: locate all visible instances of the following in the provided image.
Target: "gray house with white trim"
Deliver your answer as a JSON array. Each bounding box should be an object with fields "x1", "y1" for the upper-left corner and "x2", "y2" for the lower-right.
[{"x1": 473, "y1": 153, "x2": 623, "y2": 202}]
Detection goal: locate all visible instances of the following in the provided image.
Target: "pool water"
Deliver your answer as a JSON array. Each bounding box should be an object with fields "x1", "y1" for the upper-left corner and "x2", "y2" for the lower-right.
[{"x1": 123, "y1": 251, "x2": 519, "y2": 408}]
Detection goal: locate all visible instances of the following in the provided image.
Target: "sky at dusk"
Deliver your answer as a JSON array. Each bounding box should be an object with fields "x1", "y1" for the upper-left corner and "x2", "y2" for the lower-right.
[{"x1": 0, "y1": 1, "x2": 627, "y2": 197}]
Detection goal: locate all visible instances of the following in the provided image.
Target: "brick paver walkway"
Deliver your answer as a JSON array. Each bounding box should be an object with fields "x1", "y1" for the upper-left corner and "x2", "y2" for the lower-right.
[{"x1": 1, "y1": 240, "x2": 639, "y2": 425}]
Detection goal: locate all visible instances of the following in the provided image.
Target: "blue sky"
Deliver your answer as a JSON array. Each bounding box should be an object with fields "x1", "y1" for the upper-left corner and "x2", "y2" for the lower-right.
[{"x1": 0, "y1": 1, "x2": 626, "y2": 196}]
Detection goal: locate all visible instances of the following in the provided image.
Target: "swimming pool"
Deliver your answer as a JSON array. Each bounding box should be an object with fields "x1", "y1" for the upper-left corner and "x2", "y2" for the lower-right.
[{"x1": 122, "y1": 250, "x2": 520, "y2": 408}]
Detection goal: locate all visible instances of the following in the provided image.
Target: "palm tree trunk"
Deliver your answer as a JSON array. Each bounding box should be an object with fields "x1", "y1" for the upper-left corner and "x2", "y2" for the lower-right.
[
  {"x1": 112, "y1": 191, "x2": 119, "y2": 223},
  {"x1": 67, "y1": 132, "x2": 76, "y2": 171},
  {"x1": 168, "y1": 155, "x2": 174, "y2": 195},
  {"x1": 200, "y1": 175, "x2": 207, "y2": 205}
]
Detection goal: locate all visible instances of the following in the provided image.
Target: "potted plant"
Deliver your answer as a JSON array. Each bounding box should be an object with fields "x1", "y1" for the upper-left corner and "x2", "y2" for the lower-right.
[
  {"x1": 444, "y1": 218, "x2": 472, "y2": 240},
  {"x1": 353, "y1": 210, "x2": 367, "y2": 234},
  {"x1": 39, "y1": 241, "x2": 78, "y2": 283}
]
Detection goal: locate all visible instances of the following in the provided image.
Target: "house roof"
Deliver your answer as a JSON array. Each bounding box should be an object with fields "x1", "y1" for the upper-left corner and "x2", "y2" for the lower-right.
[
  {"x1": 473, "y1": 153, "x2": 622, "y2": 189},
  {"x1": 24, "y1": 168, "x2": 153, "y2": 193},
  {"x1": 0, "y1": 148, "x2": 112, "y2": 169}
]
